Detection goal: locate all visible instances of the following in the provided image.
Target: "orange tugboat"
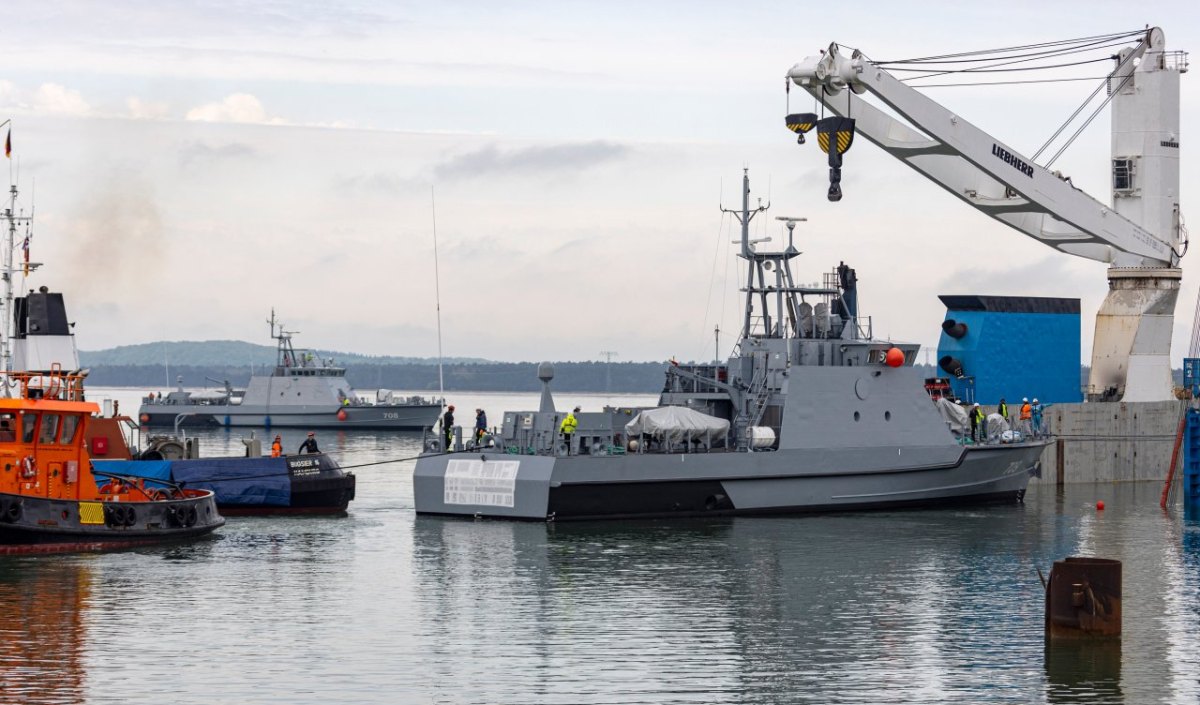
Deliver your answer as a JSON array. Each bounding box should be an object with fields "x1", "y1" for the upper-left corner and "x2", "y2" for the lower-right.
[{"x1": 0, "y1": 368, "x2": 224, "y2": 554}]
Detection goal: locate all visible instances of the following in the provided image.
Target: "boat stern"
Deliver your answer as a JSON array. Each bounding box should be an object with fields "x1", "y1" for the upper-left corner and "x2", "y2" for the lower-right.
[{"x1": 413, "y1": 452, "x2": 556, "y2": 520}]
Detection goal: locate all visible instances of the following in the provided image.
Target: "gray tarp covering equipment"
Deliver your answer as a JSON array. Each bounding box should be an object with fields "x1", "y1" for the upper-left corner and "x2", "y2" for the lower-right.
[
  {"x1": 625, "y1": 406, "x2": 731, "y2": 446},
  {"x1": 986, "y1": 413, "x2": 1010, "y2": 442},
  {"x1": 935, "y1": 397, "x2": 969, "y2": 435}
]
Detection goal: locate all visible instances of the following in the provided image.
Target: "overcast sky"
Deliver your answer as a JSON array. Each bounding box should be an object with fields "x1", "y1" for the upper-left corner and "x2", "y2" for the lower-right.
[{"x1": 1, "y1": 1, "x2": 1198, "y2": 364}]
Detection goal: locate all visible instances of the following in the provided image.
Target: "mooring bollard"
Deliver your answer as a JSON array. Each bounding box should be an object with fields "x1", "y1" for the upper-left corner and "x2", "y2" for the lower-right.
[
  {"x1": 1055, "y1": 438, "x2": 1065, "y2": 488},
  {"x1": 1044, "y1": 557, "x2": 1121, "y2": 639}
]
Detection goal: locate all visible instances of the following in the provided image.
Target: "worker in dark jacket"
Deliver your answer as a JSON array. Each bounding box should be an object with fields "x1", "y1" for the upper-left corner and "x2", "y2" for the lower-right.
[
  {"x1": 299, "y1": 432, "x2": 320, "y2": 454},
  {"x1": 442, "y1": 405, "x2": 456, "y2": 450},
  {"x1": 970, "y1": 403, "x2": 984, "y2": 443},
  {"x1": 474, "y1": 408, "x2": 488, "y2": 443},
  {"x1": 997, "y1": 398, "x2": 1009, "y2": 423}
]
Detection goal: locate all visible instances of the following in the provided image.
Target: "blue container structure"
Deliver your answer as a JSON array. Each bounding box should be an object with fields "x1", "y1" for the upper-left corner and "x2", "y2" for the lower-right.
[
  {"x1": 936, "y1": 295, "x2": 1082, "y2": 404},
  {"x1": 1183, "y1": 359, "x2": 1200, "y2": 508}
]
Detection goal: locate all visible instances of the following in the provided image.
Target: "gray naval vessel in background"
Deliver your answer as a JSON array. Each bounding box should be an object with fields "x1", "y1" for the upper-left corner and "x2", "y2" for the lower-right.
[
  {"x1": 414, "y1": 171, "x2": 1050, "y2": 520},
  {"x1": 139, "y1": 312, "x2": 442, "y2": 430}
]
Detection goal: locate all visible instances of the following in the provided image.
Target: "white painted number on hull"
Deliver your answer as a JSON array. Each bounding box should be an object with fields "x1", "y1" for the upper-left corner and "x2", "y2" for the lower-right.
[{"x1": 444, "y1": 459, "x2": 520, "y2": 508}]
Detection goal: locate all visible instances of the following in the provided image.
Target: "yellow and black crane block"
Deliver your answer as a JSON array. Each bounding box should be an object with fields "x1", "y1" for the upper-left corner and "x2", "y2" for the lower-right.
[
  {"x1": 816, "y1": 116, "x2": 855, "y2": 156},
  {"x1": 784, "y1": 113, "x2": 818, "y2": 145},
  {"x1": 815, "y1": 116, "x2": 856, "y2": 202}
]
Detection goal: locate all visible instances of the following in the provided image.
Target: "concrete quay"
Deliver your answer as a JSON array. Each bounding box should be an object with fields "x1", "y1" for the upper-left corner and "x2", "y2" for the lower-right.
[{"x1": 1036, "y1": 400, "x2": 1184, "y2": 484}]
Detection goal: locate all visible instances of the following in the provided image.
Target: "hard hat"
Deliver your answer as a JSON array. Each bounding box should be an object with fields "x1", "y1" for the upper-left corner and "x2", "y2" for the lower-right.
[
  {"x1": 1022, "y1": 397, "x2": 1028, "y2": 402},
  {"x1": 574, "y1": 406, "x2": 581, "y2": 412},
  {"x1": 307, "y1": 431, "x2": 315, "y2": 437},
  {"x1": 448, "y1": 405, "x2": 455, "y2": 410},
  {"x1": 1032, "y1": 398, "x2": 1039, "y2": 403},
  {"x1": 973, "y1": 402, "x2": 979, "y2": 407}
]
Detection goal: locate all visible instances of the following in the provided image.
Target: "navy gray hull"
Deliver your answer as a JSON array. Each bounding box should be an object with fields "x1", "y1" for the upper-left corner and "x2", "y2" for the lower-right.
[
  {"x1": 413, "y1": 171, "x2": 1055, "y2": 522},
  {"x1": 414, "y1": 442, "x2": 1045, "y2": 520},
  {"x1": 141, "y1": 403, "x2": 440, "y2": 430}
]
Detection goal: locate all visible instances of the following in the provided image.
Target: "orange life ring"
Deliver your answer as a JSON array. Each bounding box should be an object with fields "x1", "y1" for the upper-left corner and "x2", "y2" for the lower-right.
[
  {"x1": 139, "y1": 413, "x2": 151, "y2": 424},
  {"x1": 19, "y1": 456, "x2": 36, "y2": 479}
]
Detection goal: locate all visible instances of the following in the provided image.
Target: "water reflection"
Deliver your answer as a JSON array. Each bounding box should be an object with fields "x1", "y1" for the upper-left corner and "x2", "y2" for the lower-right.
[
  {"x1": 0, "y1": 561, "x2": 91, "y2": 705},
  {"x1": 2, "y1": 431, "x2": 1200, "y2": 705},
  {"x1": 1044, "y1": 641, "x2": 1123, "y2": 704}
]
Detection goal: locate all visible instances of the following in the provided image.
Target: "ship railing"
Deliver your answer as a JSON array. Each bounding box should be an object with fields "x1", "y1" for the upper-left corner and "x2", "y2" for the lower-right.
[
  {"x1": 8, "y1": 365, "x2": 88, "y2": 402},
  {"x1": 663, "y1": 363, "x2": 730, "y2": 394}
]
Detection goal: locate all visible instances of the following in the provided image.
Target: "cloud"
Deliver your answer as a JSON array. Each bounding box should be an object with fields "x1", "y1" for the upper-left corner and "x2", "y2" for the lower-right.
[
  {"x1": 31, "y1": 83, "x2": 90, "y2": 115},
  {"x1": 432, "y1": 141, "x2": 630, "y2": 180},
  {"x1": 936, "y1": 255, "x2": 1094, "y2": 296},
  {"x1": 333, "y1": 171, "x2": 423, "y2": 195},
  {"x1": 127, "y1": 96, "x2": 170, "y2": 120},
  {"x1": 179, "y1": 141, "x2": 258, "y2": 167},
  {"x1": 185, "y1": 93, "x2": 284, "y2": 125}
]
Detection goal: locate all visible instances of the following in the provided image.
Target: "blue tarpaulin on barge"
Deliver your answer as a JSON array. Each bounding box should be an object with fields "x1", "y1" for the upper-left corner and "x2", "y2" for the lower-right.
[{"x1": 93, "y1": 458, "x2": 291, "y2": 506}]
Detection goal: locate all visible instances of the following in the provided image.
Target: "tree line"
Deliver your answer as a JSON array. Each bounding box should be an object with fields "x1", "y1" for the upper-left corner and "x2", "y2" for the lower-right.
[{"x1": 85, "y1": 361, "x2": 673, "y2": 394}]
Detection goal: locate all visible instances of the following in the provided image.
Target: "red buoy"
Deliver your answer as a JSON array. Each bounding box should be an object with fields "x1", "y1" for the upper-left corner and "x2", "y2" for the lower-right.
[
  {"x1": 1097, "y1": 500, "x2": 1105, "y2": 511},
  {"x1": 337, "y1": 409, "x2": 347, "y2": 421},
  {"x1": 885, "y1": 347, "x2": 905, "y2": 368}
]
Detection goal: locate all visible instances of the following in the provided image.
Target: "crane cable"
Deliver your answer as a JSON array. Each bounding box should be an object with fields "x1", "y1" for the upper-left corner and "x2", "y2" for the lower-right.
[
  {"x1": 1030, "y1": 43, "x2": 1143, "y2": 161},
  {"x1": 874, "y1": 29, "x2": 1144, "y2": 64}
]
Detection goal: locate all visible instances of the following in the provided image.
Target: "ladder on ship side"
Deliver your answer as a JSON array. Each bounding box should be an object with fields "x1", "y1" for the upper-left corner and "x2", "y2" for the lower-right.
[{"x1": 736, "y1": 354, "x2": 772, "y2": 449}]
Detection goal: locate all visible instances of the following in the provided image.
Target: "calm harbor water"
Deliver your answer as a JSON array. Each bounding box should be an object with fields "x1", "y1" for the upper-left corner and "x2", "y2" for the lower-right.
[{"x1": 2, "y1": 388, "x2": 1199, "y2": 704}]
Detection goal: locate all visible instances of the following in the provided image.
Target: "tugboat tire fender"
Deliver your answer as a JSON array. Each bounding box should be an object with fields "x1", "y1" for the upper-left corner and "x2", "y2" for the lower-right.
[
  {"x1": 1, "y1": 500, "x2": 21, "y2": 523},
  {"x1": 123, "y1": 506, "x2": 137, "y2": 527},
  {"x1": 105, "y1": 504, "x2": 128, "y2": 527},
  {"x1": 180, "y1": 504, "x2": 198, "y2": 528}
]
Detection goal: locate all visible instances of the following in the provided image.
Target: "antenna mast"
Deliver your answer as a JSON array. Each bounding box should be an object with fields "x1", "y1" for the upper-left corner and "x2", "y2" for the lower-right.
[
  {"x1": 431, "y1": 186, "x2": 445, "y2": 403},
  {"x1": 0, "y1": 119, "x2": 31, "y2": 396},
  {"x1": 599, "y1": 350, "x2": 618, "y2": 394}
]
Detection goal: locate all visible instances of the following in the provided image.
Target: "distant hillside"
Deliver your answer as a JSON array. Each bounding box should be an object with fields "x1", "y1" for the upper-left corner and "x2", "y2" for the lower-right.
[{"x1": 79, "y1": 340, "x2": 487, "y2": 367}]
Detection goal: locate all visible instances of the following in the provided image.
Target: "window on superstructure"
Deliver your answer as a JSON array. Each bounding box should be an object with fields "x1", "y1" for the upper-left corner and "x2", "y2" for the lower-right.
[
  {"x1": 0, "y1": 413, "x2": 15, "y2": 442},
  {"x1": 1113, "y1": 158, "x2": 1135, "y2": 192},
  {"x1": 20, "y1": 413, "x2": 36, "y2": 444},
  {"x1": 39, "y1": 414, "x2": 61, "y2": 444},
  {"x1": 60, "y1": 415, "x2": 80, "y2": 444}
]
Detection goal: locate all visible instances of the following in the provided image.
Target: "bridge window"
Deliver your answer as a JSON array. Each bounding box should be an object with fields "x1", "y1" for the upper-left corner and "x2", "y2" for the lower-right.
[
  {"x1": 0, "y1": 413, "x2": 15, "y2": 442},
  {"x1": 20, "y1": 413, "x2": 36, "y2": 443},
  {"x1": 39, "y1": 414, "x2": 61, "y2": 444},
  {"x1": 60, "y1": 415, "x2": 81, "y2": 444}
]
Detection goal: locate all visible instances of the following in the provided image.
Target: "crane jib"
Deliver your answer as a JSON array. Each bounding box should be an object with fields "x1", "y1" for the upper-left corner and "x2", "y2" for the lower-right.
[{"x1": 991, "y1": 144, "x2": 1034, "y2": 178}]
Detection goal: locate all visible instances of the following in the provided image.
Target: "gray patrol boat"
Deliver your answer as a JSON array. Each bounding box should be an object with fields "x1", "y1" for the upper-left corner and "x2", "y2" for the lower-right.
[
  {"x1": 414, "y1": 171, "x2": 1049, "y2": 520},
  {"x1": 139, "y1": 312, "x2": 442, "y2": 430}
]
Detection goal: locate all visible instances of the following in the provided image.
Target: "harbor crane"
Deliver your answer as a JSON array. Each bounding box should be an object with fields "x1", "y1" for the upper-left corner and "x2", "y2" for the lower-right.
[{"x1": 786, "y1": 27, "x2": 1188, "y2": 401}]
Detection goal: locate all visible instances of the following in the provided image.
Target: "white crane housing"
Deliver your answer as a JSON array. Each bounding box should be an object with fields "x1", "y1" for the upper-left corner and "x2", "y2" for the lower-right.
[{"x1": 787, "y1": 28, "x2": 1187, "y2": 401}]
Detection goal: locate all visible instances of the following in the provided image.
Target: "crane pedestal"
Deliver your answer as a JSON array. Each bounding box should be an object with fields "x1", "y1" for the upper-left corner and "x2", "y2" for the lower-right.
[{"x1": 1088, "y1": 267, "x2": 1181, "y2": 402}]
